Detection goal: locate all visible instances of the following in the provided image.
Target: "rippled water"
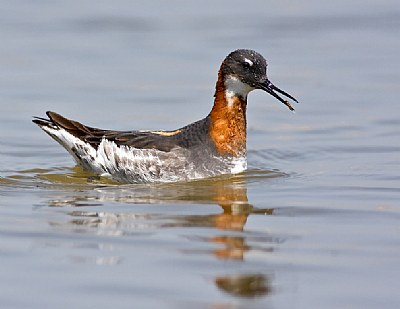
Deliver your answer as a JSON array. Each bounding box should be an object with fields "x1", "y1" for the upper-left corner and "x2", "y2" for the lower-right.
[{"x1": 1, "y1": 1, "x2": 399, "y2": 308}]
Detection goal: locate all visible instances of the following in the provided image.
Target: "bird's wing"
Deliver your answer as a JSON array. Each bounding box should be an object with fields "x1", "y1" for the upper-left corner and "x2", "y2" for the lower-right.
[{"x1": 33, "y1": 111, "x2": 181, "y2": 152}]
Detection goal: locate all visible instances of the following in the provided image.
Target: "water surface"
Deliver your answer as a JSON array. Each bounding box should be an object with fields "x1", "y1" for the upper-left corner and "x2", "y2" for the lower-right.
[{"x1": 1, "y1": 1, "x2": 399, "y2": 308}]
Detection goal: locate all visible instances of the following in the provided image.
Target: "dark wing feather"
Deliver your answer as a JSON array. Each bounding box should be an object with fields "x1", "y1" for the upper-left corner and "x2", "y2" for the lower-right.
[{"x1": 33, "y1": 111, "x2": 179, "y2": 152}]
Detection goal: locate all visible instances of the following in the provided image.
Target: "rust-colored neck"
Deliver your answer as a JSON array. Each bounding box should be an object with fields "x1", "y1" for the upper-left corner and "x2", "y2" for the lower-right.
[{"x1": 209, "y1": 70, "x2": 247, "y2": 156}]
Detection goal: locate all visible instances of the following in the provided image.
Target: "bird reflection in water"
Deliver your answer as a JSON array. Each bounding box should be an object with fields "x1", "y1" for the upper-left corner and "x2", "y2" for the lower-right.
[
  {"x1": 44, "y1": 168, "x2": 281, "y2": 298},
  {"x1": 216, "y1": 274, "x2": 271, "y2": 298}
]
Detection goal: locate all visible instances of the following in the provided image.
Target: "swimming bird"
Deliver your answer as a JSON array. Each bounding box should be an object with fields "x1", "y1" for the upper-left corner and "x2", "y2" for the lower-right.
[{"x1": 33, "y1": 49, "x2": 298, "y2": 183}]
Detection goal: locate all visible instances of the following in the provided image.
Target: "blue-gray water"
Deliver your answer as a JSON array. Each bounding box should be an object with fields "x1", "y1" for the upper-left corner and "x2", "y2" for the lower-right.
[{"x1": 1, "y1": 1, "x2": 399, "y2": 308}]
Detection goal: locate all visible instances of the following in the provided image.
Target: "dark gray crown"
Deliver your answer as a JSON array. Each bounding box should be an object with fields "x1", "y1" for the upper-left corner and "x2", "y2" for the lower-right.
[{"x1": 221, "y1": 49, "x2": 268, "y2": 87}]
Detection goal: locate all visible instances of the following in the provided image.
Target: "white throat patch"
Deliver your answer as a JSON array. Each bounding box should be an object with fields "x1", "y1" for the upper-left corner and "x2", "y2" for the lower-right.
[{"x1": 224, "y1": 76, "x2": 254, "y2": 107}]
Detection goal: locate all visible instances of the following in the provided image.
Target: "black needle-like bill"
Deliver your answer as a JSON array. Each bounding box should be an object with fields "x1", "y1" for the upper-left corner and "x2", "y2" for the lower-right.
[{"x1": 258, "y1": 80, "x2": 299, "y2": 111}]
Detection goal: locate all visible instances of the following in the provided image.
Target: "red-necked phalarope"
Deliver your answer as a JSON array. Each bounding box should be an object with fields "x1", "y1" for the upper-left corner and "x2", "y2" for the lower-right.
[{"x1": 33, "y1": 49, "x2": 298, "y2": 183}]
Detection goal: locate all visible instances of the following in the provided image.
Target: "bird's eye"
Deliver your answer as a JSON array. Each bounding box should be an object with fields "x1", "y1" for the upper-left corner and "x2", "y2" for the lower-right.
[{"x1": 243, "y1": 58, "x2": 254, "y2": 68}]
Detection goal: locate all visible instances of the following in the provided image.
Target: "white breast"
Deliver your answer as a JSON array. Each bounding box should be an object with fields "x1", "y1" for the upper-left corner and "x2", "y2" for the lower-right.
[{"x1": 41, "y1": 126, "x2": 247, "y2": 183}]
